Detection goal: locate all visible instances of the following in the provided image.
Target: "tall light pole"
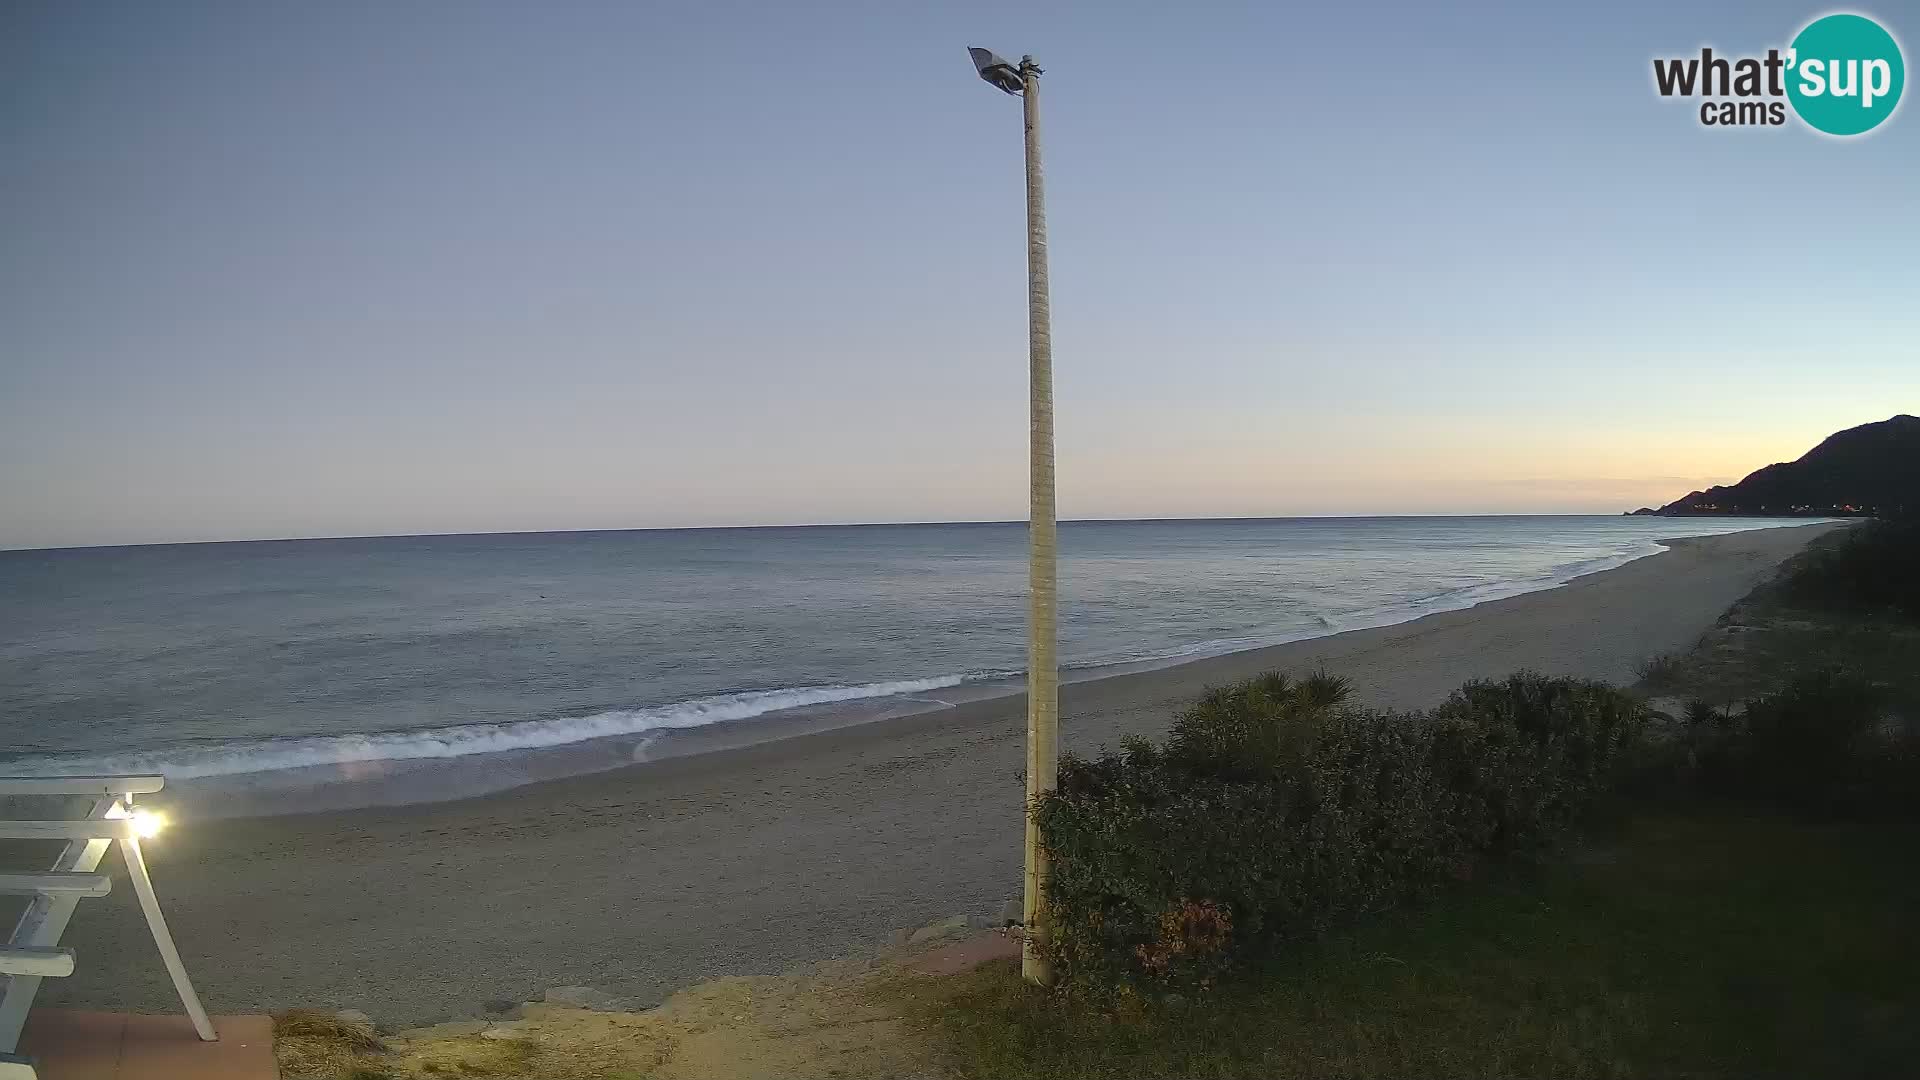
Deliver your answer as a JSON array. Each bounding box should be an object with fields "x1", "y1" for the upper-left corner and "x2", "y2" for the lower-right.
[{"x1": 969, "y1": 46, "x2": 1056, "y2": 986}]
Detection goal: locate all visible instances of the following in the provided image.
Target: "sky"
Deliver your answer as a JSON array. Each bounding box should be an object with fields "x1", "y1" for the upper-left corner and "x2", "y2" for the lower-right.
[{"x1": 2, "y1": 1, "x2": 1915, "y2": 549}]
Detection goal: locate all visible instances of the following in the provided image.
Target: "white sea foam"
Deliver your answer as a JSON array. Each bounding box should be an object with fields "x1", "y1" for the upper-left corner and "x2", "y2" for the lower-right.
[
  {"x1": 2, "y1": 534, "x2": 1705, "y2": 786},
  {"x1": 1062, "y1": 539, "x2": 1672, "y2": 671},
  {"x1": 4, "y1": 675, "x2": 974, "y2": 780},
  {"x1": 1316, "y1": 540, "x2": 1667, "y2": 634}
]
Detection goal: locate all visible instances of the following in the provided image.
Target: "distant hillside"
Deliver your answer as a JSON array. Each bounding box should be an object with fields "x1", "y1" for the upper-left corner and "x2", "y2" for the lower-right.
[{"x1": 1629, "y1": 415, "x2": 1919, "y2": 518}]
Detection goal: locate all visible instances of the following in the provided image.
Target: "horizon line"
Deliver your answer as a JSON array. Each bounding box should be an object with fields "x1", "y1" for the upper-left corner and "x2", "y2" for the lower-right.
[{"x1": 2, "y1": 510, "x2": 1752, "y2": 554}]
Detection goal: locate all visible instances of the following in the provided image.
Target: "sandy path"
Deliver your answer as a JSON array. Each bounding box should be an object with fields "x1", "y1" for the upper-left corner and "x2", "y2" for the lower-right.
[{"x1": 40, "y1": 523, "x2": 1837, "y2": 1025}]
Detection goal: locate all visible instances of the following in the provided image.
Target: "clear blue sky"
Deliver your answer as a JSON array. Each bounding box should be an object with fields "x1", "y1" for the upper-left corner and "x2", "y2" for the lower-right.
[{"x1": 3, "y1": 1, "x2": 1914, "y2": 549}]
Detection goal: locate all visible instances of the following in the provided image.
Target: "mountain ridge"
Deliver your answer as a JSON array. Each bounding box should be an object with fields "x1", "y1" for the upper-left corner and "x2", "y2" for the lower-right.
[{"x1": 1629, "y1": 414, "x2": 1918, "y2": 517}]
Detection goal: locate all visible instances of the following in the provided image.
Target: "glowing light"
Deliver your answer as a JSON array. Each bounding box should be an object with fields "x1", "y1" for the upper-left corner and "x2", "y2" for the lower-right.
[{"x1": 129, "y1": 810, "x2": 168, "y2": 839}]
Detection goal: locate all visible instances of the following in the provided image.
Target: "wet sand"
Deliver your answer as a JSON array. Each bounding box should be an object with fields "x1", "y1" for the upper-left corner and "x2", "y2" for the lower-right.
[{"x1": 42, "y1": 522, "x2": 1839, "y2": 1025}]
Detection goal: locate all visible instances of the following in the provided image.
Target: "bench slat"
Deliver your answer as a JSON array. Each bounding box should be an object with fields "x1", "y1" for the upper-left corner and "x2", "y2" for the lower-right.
[
  {"x1": 0, "y1": 776, "x2": 164, "y2": 796},
  {"x1": 0, "y1": 820, "x2": 141, "y2": 841},
  {"x1": 0, "y1": 948, "x2": 75, "y2": 979},
  {"x1": 0, "y1": 872, "x2": 111, "y2": 898}
]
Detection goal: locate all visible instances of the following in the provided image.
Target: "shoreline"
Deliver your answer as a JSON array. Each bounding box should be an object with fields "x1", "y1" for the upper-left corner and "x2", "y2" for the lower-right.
[
  {"x1": 412, "y1": 523, "x2": 1827, "y2": 814},
  {"x1": 40, "y1": 521, "x2": 1842, "y2": 1025},
  {"x1": 15, "y1": 520, "x2": 1818, "y2": 818}
]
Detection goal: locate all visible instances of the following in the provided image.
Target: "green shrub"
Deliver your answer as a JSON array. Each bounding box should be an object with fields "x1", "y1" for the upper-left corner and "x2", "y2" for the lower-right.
[
  {"x1": 1036, "y1": 670, "x2": 1646, "y2": 991},
  {"x1": 1165, "y1": 670, "x2": 1355, "y2": 780},
  {"x1": 1431, "y1": 672, "x2": 1648, "y2": 852},
  {"x1": 1780, "y1": 517, "x2": 1920, "y2": 619},
  {"x1": 1696, "y1": 668, "x2": 1919, "y2": 818}
]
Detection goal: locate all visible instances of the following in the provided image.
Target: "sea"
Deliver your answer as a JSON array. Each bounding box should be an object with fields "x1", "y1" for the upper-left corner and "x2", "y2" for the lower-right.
[{"x1": 0, "y1": 516, "x2": 1795, "y2": 815}]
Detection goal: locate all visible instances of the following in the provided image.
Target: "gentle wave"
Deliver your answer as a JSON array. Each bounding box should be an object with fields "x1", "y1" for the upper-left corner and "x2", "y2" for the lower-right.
[
  {"x1": 1060, "y1": 539, "x2": 1671, "y2": 672},
  {"x1": 2, "y1": 675, "x2": 977, "y2": 780},
  {"x1": 1314, "y1": 540, "x2": 1664, "y2": 634},
  {"x1": 1378, "y1": 541, "x2": 1663, "y2": 615},
  {"x1": 3, "y1": 538, "x2": 1678, "y2": 783}
]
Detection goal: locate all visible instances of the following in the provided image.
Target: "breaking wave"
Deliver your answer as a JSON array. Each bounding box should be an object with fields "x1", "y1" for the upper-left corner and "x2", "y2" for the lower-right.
[{"x1": 3, "y1": 675, "x2": 978, "y2": 780}]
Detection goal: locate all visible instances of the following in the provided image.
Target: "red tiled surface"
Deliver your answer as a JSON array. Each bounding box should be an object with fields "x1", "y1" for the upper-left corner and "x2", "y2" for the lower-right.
[{"x1": 17, "y1": 1011, "x2": 275, "y2": 1080}]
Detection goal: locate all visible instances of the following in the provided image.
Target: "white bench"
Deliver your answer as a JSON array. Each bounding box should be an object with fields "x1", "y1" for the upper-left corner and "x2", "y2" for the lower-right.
[{"x1": 1, "y1": 776, "x2": 214, "y2": 1078}]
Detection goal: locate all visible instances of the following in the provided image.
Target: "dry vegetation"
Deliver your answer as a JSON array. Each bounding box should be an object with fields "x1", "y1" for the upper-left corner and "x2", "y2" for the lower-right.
[{"x1": 274, "y1": 953, "x2": 952, "y2": 1080}]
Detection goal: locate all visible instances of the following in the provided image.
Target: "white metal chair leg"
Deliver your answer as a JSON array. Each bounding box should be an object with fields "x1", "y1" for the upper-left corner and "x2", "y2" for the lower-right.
[
  {"x1": 116, "y1": 836, "x2": 215, "y2": 1042},
  {"x1": 0, "y1": 802, "x2": 114, "y2": 1052}
]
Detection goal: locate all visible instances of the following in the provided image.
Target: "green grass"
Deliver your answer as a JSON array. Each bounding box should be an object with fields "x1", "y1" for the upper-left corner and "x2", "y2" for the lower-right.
[
  {"x1": 1641, "y1": 613, "x2": 1920, "y2": 711},
  {"x1": 914, "y1": 804, "x2": 1920, "y2": 1079},
  {"x1": 1636, "y1": 526, "x2": 1920, "y2": 711}
]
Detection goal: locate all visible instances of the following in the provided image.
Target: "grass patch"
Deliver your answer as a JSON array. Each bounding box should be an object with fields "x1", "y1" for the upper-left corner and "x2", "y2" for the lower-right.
[
  {"x1": 1632, "y1": 527, "x2": 1920, "y2": 712},
  {"x1": 912, "y1": 805, "x2": 1920, "y2": 1079},
  {"x1": 1632, "y1": 651, "x2": 1686, "y2": 694},
  {"x1": 1640, "y1": 615, "x2": 1920, "y2": 710},
  {"x1": 398, "y1": 1036, "x2": 539, "y2": 1078},
  {"x1": 274, "y1": 1009, "x2": 545, "y2": 1080}
]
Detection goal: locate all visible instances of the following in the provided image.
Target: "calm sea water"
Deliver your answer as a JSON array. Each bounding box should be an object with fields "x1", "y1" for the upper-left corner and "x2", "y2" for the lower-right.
[{"x1": 0, "y1": 517, "x2": 1790, "y2": 809}]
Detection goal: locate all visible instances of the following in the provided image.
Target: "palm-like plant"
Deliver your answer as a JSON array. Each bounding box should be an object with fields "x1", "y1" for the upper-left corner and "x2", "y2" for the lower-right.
[
  {"x1": 1168, "y1": 670, "x2": 1356, "y2": 779},
  {"x1": 1683, "y1": 700, "x2": 1729, "y2": 730}
]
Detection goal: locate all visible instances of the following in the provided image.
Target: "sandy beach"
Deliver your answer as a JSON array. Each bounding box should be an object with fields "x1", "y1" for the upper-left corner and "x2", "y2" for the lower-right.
[{"x1": 40, "y1": 522, "x2": 1839, "y2": 1025}]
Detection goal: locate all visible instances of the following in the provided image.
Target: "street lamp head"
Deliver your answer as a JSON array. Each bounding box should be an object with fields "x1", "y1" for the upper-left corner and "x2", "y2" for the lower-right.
[{"x1": 968, "y1": 47, "x2": 1025, "y2": 94}]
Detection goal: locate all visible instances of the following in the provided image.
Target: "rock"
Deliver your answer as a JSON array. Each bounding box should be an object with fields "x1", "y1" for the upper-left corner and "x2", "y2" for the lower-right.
[
  {"x1": 334, "y1": 1008, "x2": 374, "y2": 1029},
  {"x1": 544, "y1": 985, "x2": 632, "y2": 1012},
  {"x1": 889, "y1": 927, "x2": 913, "y2": 948},
  {"x1": 998, "y1": 898, "x2": 1024, "y2": 926},
  {"x1": 481, "y1": 999, "x2": 523, "y2": 1018},
  {"x1": 907, "y1": 915, "x2": 971, "y2": 945}
]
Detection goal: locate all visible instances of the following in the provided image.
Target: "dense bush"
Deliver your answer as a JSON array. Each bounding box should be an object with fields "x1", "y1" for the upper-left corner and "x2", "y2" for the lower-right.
[
  {"x1": 1164, "y1": 670, "x2": 1358, "y2": 781},
  {"x1": 1780, "y1": 517, "x2": 1920, "y2": 619},
  {"x1": 1431, "y1": 672, "x2": 1648, "y2": 852},
  {"x1": 1035, "y1": 671, "x2": 1646, "y2": 990},
  {"x1": 1689, "y1": 668, "x2": 1919, "y2": 818}
]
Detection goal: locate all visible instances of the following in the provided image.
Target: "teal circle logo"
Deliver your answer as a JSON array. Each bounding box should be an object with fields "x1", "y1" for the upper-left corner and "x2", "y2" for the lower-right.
[{"x1": 1786, "y1": 13, "x2": 1905, "y2": 136}]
